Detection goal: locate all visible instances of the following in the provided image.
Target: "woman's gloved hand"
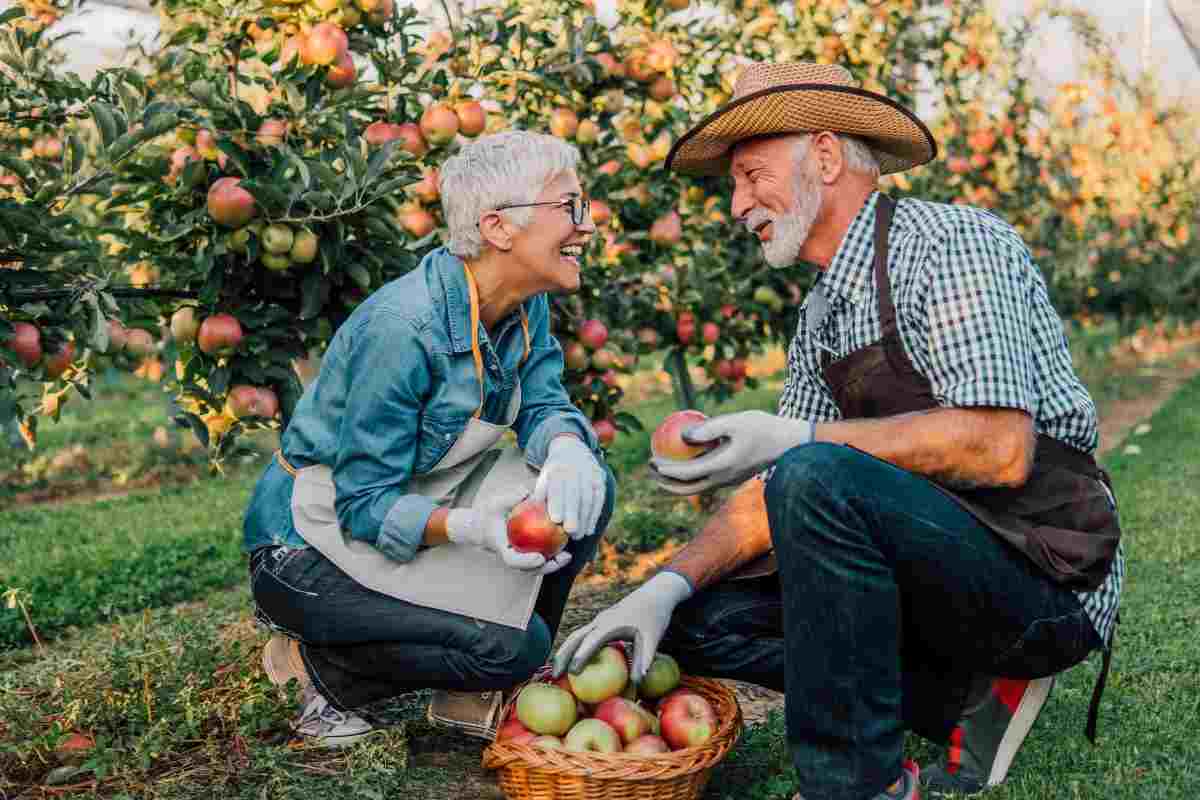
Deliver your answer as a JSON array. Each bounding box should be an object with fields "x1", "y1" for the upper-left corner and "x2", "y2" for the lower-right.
[
  {"x1": 446, "y1": 488, "x2": 572, "y2": 575},
  {"x1": 533, "y1": 434, "x2": 606, "y2": 540}
]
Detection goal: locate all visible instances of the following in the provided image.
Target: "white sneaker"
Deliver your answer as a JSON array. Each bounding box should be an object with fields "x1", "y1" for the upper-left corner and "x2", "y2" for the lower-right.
[{"x1": 293, "y1": 692, "x2": 375, "y2": 748}]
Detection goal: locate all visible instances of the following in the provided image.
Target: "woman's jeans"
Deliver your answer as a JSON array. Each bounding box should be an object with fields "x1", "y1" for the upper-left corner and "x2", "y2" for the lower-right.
[
  {"x1": 250, "y1": 468, "x2": 614, "y2": 712},
  {"x1": 658, "y1": 443, "x2": 1102, "y2": 800}
]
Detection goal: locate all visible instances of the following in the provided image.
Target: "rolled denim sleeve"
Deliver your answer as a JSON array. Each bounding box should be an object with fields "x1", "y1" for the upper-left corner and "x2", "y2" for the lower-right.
[
  {"x1": 515, "y1": 295, "x2": 598, "y2": 469},
  {"x1": 332, "y1": 311, "x2": 438, "y2": 563}
]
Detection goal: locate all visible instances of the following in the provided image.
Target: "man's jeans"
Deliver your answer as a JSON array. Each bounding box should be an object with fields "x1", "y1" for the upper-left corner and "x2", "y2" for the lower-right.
[
  {"x1": 250, "y1": 469, "x2": 613, "y2": 712},
  {"x1": 658, "y1": 443, "x2": 1101, "y2": 800}
]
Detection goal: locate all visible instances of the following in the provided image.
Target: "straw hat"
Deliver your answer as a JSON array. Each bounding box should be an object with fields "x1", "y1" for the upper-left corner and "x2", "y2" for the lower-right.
[{"x1": 665, "y1": 62, "x2": 937, "y2": 176}]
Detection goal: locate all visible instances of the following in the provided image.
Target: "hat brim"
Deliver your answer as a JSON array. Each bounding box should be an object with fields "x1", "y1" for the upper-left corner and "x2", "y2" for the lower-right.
[{"x1": 665, "y1": 83, "x2": 937, "y2": 177}]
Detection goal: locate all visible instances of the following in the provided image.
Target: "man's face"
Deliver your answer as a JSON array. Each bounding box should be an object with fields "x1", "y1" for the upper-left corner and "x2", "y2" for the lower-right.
[
  {"x1": 729, "y1": 135, "x2": 823, "y2": 268},
  {"x1": 508, "y1": 170, "x2": 595, "y2": 294}
]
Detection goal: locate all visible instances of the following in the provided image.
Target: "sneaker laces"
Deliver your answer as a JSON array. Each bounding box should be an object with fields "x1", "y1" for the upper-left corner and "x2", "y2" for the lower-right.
[{"x1": 296, "y1": 694, "x2": 355, "y2": 733}]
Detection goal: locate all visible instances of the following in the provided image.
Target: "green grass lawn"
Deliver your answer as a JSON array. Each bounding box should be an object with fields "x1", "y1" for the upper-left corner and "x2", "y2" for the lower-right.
[{"x1": 1, "y1": 327, "x2": 1198, "y2": 798}]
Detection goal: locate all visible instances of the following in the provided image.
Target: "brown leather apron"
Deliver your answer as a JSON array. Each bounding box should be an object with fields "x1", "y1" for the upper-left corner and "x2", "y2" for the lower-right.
[{"x1": 820, "y1": 193, "x2": 1117, "y2": 741}]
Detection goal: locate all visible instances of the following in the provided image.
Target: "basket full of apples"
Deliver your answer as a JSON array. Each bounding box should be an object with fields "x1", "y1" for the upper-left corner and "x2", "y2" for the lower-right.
[{"x1": 482, "y1": 644, "x2": 743, "y2": 800}]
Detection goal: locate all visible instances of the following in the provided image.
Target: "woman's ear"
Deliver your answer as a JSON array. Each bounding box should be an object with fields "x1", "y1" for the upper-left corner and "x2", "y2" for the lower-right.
[{"x1": 479, "y1": 211, "x2": 512, "y2": 252}]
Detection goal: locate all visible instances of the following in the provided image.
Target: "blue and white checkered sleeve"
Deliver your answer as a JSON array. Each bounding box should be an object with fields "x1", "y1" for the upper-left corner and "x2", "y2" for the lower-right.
[{"x1": 914, "y1": 223, "x2": 1037, "y2": 415}]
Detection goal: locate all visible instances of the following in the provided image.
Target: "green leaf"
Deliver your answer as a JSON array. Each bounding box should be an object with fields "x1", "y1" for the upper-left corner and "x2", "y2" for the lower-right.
[
  {"x1": 364, "y1": 141, "x2": 398, "y2": 186},
  {"x1": 613, "y1": 411, "x2": 644, "y2": 432},
  {"x1": 299, "y1": 271, "x2": 323, "y2": 319},
  {"x1": 0, "y1": 7, "x2": 24, "y2": 24},
  {"x1": 209, "y1": 364, "x2": 231, "y2": 396},
  {"x1": 216, "y1": 140, "x2": 251, "y2": 178},
  {"x1": 345, "y1": 262, "x2": 372, "y2": 291},
  {"x1": 90, "y1": 103, "x2": 121, "y2": 150}
]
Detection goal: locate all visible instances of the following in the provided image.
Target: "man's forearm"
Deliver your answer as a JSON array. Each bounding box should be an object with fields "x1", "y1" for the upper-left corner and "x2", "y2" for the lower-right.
[
  {"x1": 815, "y1": 406, "x2": 1035, "y2": 490},
  {"x1": 664, "y1": 479, "x2": 772, "y2": 592}
]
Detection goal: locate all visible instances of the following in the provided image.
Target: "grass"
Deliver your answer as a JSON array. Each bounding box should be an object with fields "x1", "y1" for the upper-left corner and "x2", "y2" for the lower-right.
[{"x1": 0, "y1": 323, "x2": 1198, "y2": 798}]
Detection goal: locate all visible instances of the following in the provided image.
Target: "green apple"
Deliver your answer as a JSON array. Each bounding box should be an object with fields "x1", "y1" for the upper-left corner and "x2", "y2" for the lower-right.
[
  {"x1": 261, "y1": 252, "x2": 292, "y2": 271},
  {"x1": 639, "y1": 653, "x2": 681, "y2": 699},
  {"x1": 262, "y1": 223, "x2": 295, "y2": 255},
  {"x1": 515, "y1": 683, "x2": 577, "y2": 736},
  {"x1": 290, "y1": 229, "x2": 319, "y2": 264}
]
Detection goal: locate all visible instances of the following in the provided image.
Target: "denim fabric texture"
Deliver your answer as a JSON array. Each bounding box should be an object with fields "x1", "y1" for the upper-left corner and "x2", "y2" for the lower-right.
[
  {"x1": 242, "y1": 246, "x2": 599, "y2": 557},
  {"x1": 250, "y1": 465, "x2": 616, "y2": 711},
  {"x1": 658, "y1": 442, "x2": 1100, "y2": 800}
]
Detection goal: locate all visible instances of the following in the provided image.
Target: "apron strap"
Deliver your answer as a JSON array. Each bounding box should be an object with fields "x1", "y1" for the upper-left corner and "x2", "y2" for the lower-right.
[
  {"x1": 274, "y1": 449, "x2": 298, "y2": 477},
  {"x1": 1085, "y1": 612, "x2": 1117, "y2": 744},
  {"x1": 872, "y1": 193, "x2": 900, "y2": 340}
]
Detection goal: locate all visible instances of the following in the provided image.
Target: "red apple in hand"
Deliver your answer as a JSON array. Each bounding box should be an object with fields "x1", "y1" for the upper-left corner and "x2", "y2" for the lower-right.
[
  {"x1": 658, "y1": 689, "x2": 717, "y2": 750},
  {"x1": 515, "y1": 683, "x2": 577, "y2": 736},
  {"x1": 651, "y1": 409, "x2": 716, "y2": 460},
  {"x1": 507, "y1": 499, "x2": 567, "y2": 558},
  {"x1": 592, "y1": 697, "x2": 652, "y2": 745},
  {"x1": 625, "y1": 733, "x2": 670, "y2": 754},
  {"x1": 563, "y1": 718, "x2": 621, "y2": 753},
  {"x1": 567, "y1": 644, "x2": 629, "y2": 704}
]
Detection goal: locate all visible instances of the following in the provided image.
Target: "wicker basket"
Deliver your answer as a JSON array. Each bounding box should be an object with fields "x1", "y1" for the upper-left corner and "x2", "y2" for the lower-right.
[{"x1": 481, "y1": 674, "x2": 743, "y2": 800}]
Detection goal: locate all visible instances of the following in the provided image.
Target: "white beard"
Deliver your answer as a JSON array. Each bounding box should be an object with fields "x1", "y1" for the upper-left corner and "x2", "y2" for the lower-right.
[{"x1": 761, "y1": 163, "x2": 823, "y2": 269}]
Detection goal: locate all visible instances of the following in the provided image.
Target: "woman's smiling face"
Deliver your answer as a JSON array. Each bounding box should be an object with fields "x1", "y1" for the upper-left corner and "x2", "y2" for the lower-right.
[{"x1": 508, "y1": 170, "x2": 595, "y2": 294}]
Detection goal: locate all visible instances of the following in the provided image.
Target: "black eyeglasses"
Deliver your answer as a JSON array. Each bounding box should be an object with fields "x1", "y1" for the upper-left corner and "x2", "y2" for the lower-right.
[{"x1": 494, "y1": 196, "x2": 591, "y2": 226}]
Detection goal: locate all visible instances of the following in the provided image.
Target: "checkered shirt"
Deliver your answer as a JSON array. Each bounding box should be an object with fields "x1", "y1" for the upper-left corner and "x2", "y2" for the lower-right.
[{"x1": 775, "y1": 192, "x2": 1122, "y2": 646}]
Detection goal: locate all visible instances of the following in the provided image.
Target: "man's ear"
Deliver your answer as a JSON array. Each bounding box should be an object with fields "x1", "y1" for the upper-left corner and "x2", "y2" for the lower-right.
[
  {"x1": 811, "y1": 131, "x2": 844, "y2": 185},
  {"x1": 479, "y1": 211, "x2": 513, "y2": 251}
]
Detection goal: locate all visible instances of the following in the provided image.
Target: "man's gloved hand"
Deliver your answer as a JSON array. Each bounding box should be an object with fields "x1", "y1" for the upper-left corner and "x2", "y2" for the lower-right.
[
  {"x1": 552, "y1": 570, "x2": 693, "y2": 684},
  {"x1": 650, "y1": 410, "x2": 815, "y2": 495},
  {"x1": 446, "y1": 488, "x2": 572, "y2": 575},
  {"x1": 533, "y1": 434, "x2": 606, "y2": 541}
]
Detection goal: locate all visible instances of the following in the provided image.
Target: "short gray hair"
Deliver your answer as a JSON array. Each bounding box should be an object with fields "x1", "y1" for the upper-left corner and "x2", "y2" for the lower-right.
[
  {"x1": 791, "y1": 132, "x2": 880, "y2": 179},
  {"x1": 439, "y1": 131, "x2": 581, "y2": 259}
]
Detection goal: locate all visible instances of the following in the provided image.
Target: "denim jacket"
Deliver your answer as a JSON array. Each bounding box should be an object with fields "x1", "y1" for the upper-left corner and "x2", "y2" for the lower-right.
[{"x1": 242, "y1": 246, "x2": 600, "y2": 559}]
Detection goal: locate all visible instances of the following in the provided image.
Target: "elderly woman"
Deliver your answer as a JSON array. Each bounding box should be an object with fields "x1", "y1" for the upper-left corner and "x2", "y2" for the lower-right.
[{"x1": 242, "y1": 130, "x2": 614, "y2": 747}]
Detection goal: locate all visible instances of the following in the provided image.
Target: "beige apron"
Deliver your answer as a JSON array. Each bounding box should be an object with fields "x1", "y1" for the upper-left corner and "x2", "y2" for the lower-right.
[{"x1": 286, "y1": 264, "x2": 544, "y2": 630}]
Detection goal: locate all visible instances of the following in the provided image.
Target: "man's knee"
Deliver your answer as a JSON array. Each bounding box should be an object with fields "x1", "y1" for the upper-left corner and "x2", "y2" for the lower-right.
[
  {"x1": 473, "y1": 613, "x2": 552, "y2": 686},
  {"x1": 764, "y1": 441, "x2": 865, "y2": 514}
]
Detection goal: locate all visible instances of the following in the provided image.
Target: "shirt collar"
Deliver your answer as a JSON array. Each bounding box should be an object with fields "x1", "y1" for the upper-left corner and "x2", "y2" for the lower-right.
[
  {"x1": 817, "y1": 191, "x2": 880, "y2": 308},
  {"x1": 432, "y1": 246, "x2": 526, "y2": 354}
]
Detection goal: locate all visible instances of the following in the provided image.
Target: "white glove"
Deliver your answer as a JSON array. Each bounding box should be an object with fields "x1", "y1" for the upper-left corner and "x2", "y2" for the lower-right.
[
  {"x1": 552, "y1": 570, "x2": 693, "y2": 684},
  {"x1": 533, "y1": 434, "x2": 606, "y2": 540},
  {"x1": 650, "y1": 410, "x2": 815, "y2": 495},
  {"x1": 446, "y1": 488, "x2": 573, "y2": 575}
]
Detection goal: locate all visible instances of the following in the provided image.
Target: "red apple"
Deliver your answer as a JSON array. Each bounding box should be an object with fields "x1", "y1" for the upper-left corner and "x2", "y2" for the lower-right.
[
  {"x1": 106, "y1": 319, "x2": 128, "y2": 353},
  {"x1": 411, "y1": 169, "x2": 440, "y2": 204},
  {"x1": 290, "y1": 229, "x2": 319, "y2": 264},
  {"x1": 651, "y1": 409, "x2": 714, "y2": 460},
  {"x1": 170, "y1": 306, "x2": 200, "y2": 344},
  {"x1": 300, "y1": 22, "x2": 348, "y2": 66},
  {"x1": 549, "y1": 108, "x2": 579, "y2": 139},
  {"x1": 455, "y1": 101, "x2": 487, "y2": 137},
  {"x1": 649, "y1": 76, "x2": 676, "y2": 101},
  {"x1": 197, "y1": 313, "x2": 244, "y2": 357},
  {"x1": 255, "y1": 118, "x2": 288, "y2": 147},
  {"x1": 714, "y1": 359, "x2": 737, "y2": 381},
  {"x1": 400, "y1": 208, "x2": 436, "y2": 238},
  {"x1": 207, "y1": 177, "x2": 257, "y2": 228},
  {"x1": 639, "y1": 653, "x2": 681, "y2": 699},
  {"x1": 170, "y1": 145, "x2": 200, "y2": 173},
  {"x1": 195, "y1": 129, "x2": 219, "y2": 159},
  {"x1": 625, "y1": 733, "x2": 670, "y2": 755},
  {"x1": 394, "y1": 122, "x2": 428, "y2": 157},
  {"x1": 567, "y1": 644, "x2": 629, "y2": 704},
  {"x1": 590, "y1": 200, "x2": 612, "y2": 226},
  {"x1": 364, "y1": 121, "x2": 399, "y2": 146},
  {"x1": 326, "y1": 50, "x2": 357, "y2": 88},
  {"x1": 578, "y1": 319, "x2": 608, "y2": 350},
  {"x1": 593, "y1": 418, "x2": 616, "y2": 446},
  {"x1": 563, "y1": 340, "x2": 589, "y2": 371},
  {"x1": 650, "y1": 211, "x2": 683, "y2": 245},
  {"x1": 4, "y1": 321, "x2": 42, "y2": 368},
  {"x1": 658, "y1": 689, "x2": 717, "y2": 750},
  {"x1": 593, "y1": 697, "x2": 652, "y2": 745},
  {"x1": 701, "y1": 322, "x2": 719, "y2": 344},
  {"x1": 226, "y1": 384, "x2": 279, "y2": 419},
  {"x1": 420, "y1": 103, "x2": 460, "y2": 145},
  {"x1": 497, "y1": 717, "x2": 537, "y2": 744},
  {"x1": 124, "y1": 328, "x2": 156, "y2": 358},
  {"x1": 563, "y1": 718, "x2": 621, "y2": 753},
  {"x1": 507, "y1": 499, "x2": 568, "y2": 558},
  {"x1": 515, "y1": 683, "x2": 578, "y2": 736},
  {"x1": 675, "y1": 315, "x2": 696, "y2": 345},
  {"x1": 43, "y1": 340, "x2": 75, "y2": 379},
  {"x1": 576, "y1": 119, "x2": 600, "y2": 144}
]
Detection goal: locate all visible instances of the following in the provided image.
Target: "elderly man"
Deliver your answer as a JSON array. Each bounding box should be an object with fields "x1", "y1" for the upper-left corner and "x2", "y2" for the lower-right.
[{"x1": 554, "y1": 63, "x2": 1123, "y2": 800}]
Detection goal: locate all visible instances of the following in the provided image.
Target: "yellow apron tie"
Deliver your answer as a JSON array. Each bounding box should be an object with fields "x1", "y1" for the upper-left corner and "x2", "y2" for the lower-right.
[{"x1": 462, "y1": 263, "x2": 531, "y2": 419}]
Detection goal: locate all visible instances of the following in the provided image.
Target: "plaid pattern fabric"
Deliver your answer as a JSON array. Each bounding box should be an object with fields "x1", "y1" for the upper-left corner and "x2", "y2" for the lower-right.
[{"x1": 776, "y1": 192, "x2": 1122, "y2": 646}]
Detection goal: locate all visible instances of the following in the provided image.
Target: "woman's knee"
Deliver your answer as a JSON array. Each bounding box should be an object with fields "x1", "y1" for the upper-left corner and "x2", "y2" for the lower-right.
[{"x1": 473, "y1": 613, "x2": 552, "y2": 685}]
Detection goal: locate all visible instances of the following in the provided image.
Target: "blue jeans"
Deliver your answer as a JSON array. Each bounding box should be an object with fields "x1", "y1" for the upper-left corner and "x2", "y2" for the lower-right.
[
  {"x1": 250, "y1": 467, "x2": 614, "y2": 712},
  {"x1": 659, "y1": 443, "x2": 1101, "y2": 800}
]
